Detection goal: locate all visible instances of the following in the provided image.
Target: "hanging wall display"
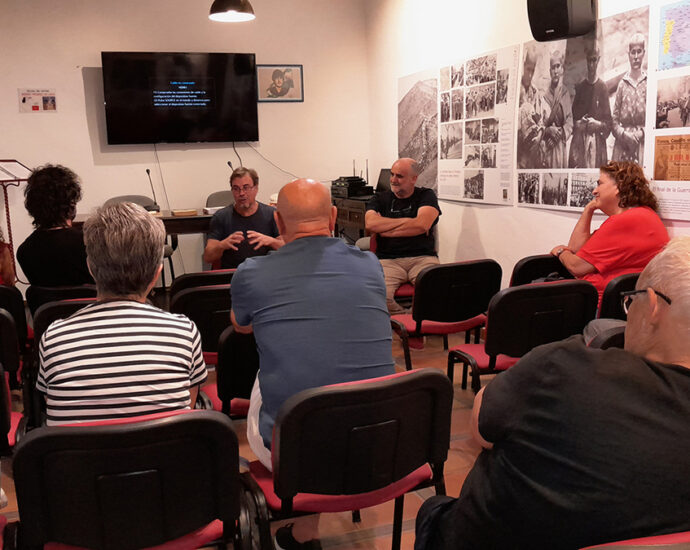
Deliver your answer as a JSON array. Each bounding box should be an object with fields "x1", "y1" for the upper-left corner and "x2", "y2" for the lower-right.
[
  {"x1": 398, "y1": 69, "x2": 438, "y2": 192},
  {"x1": 516, "y1": 5, "x2": 650, "y2": 212},
  {"x1": 437, "y1": 45, "x2": 520, "y2": 205}
]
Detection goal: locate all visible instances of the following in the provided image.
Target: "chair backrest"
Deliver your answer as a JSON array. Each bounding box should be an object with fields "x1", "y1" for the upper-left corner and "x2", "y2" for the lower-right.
[
  {"x1": 103, "y1": 194, "x2": 155, "y2": 208},
  {"x1": 272, "y1": 369, "x2": 453, "y2": 502},
  {"x1": 412, "y1": 259, "x2": 502, "y2": 325},
  {"x1": 598, "y1": 272, "x2": 640, "y2": 320},
  {"x1": 32, "y1": 298, "x2": 97, "y2": 344},
  {"x1": 0, "y1": 308, "x2": 21, "y2": 376},
  {"x1": 170, "y1": 285, "x2": 231, "y2": 353},
  {"x1": 169, "y1": 269, "x2": 236, "y2": 300},
  {"x1": 206, "y1": 190, "x2": 234, "y2": 208},
  {"x1": 216, "y1": 326, "x2": 260, "y2": 409},
  {"x1": 13, "y1": 410, "x2": 239, "y2": 550},
  {"x1": 588, "y1": 325, "x2": 626, "y2": 350},
  {"x1": 26, "y1": 284, "x2": 97, "y2": 317},
  {"x1": 485, "y1": 280, "x2": 598, "y2": 358},
  {"x1": 0, "y1": 285, "x2": 28, "y2": 349},
  {"x1": 580, "y1": 530, "x2": 690, "y2": 549},
  {"x1": 510, "y1": 254, "x2": 574, "y2": 286},
  {"x1": 0, "y1": 363, "x2": 13, "y2": 441}
]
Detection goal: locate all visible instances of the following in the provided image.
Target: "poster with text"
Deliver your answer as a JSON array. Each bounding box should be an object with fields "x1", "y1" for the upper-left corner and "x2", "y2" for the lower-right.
[
  {"x1": 18, "y1": 88, "x2": 56, "y2": 112},
  {"x1": 437, "y1": 45, "x2": 519, "y2": 205},
  {"x1": 398, "y1": 69, "x2": 438, "y2": 192},
  {"x1": 516, "y1": 5, "x2": 649, "y2": 212}
]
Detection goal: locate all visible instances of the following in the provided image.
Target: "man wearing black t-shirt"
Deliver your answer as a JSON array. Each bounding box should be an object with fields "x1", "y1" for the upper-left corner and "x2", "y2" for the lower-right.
[
  {"x1": 415, "y1": 237, "x2": 690, "y2": 550},
  {"x1": 204, "y1": 167, "x2": 283, "y2": 269},
  {"x1": 365, "y1": 158, "x2": 441, "y2": 314}
]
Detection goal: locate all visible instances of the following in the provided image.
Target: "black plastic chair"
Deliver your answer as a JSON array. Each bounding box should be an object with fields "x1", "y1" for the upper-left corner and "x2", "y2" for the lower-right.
[
  {"x1": 509, "y1": 254, "x2": 574, "y2": 286},
  {"x1": 0, "y1": 285, "x2": 30, "y2": 353},
  {"x1": 0, "y1": 308, "x2": 22, "y2": 387},
  {"x1": 391, "y1": 260, "x2": 502, "y2": 371},
  {"x1": 243, "y1": 369, "x2": 454, "y2": 550},
  {"x1": 170, "y1": 284, "x2": 231, "y2": 366},
  {"x1": 598, "y1": 272, "x2": 640, "y2": 320},
  {"x1": 10, "y1": 410, "x2": 244, "y2": 550},
  {"x1": 448, "y1": 280, "x2": 599, "y2": 393},
  {"x1": 588, "y1": 325, "x2": 626, "y2": 350},
  {"x1": 25, "y1": 284, "x2": 97, "y2": 317},
  {"x1": 0, "y1": 361, "x2": 23, "y2": 455},
  {"x1": 169, "y1": 269, "x2": 236, "y2": 301},
  {"x1": 204, "y1": 326, "x2": 259, "y2": 417}
]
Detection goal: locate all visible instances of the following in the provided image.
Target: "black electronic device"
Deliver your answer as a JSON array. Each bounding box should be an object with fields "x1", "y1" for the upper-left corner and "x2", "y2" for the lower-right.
[
  {"x1": 144, "y1": 169, "x2": 161, "y2": 212},
  {"x1": 331, "y1": 177, "x2": 373, "y2": 198},
  {"x1": 527, "y1": 0, "x2": 596, "y2": 42},
  {"x1": 101, "y1": 51, "x2": 259, "y2": 145}
]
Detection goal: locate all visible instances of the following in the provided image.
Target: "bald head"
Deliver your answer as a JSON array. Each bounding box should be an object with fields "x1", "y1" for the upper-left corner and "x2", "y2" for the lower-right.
[{"x1": 275, "y1": 178, "x2": 336, "y2": 242}]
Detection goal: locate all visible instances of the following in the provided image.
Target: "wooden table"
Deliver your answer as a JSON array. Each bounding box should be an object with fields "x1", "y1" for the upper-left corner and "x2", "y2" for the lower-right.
[{"x1": 74, "y1": 210, "x2": 212, "y2": 235}]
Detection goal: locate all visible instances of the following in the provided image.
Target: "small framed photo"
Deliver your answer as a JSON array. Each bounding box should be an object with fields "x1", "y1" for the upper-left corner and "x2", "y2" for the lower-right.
[{"x1": 257, "y1": 64, "x2": 303, "y2": 102}]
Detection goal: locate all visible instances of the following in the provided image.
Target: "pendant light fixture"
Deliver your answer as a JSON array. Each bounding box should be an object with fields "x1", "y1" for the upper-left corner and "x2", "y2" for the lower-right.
[{"x1": 209, "y1": 0, "x2": 255, "y2": 22}]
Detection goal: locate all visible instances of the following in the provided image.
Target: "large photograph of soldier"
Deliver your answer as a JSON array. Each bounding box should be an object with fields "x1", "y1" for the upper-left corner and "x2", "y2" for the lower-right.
[{"x1": 516, "y1": 6, "x2": 649, "y2": 170}]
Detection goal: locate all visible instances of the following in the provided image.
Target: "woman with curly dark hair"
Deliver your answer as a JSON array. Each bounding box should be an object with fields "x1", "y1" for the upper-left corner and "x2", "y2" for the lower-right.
[
  {"x1": 17, "y1": 164, "x2": 93, "y2": 286},
  {"x1": 550, "y1": 160, "x2": 668, "y2": 304}
]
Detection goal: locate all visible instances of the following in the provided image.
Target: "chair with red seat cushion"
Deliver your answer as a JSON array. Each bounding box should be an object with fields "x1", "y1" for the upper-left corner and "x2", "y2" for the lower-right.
[
  {"x1": 170, "y1": 285, "x2": 231, "y2": 367},
  {"x1": 0, "y1": 363, "x2": 23, "y2": 455},
  {"x1": 598, "y1": 272, "x2": 640, "y2": 320},
  {"x1": 448, "y1": 279, "x2": 598, "y2": 393},
  {"x1": 209, "y1": 326, "x2": 259, "y2": 417},
  {"x1": 368, "y1": 234, "x2": 416, "y2": 310},
  {"x1": 10, "y1": 410, "x2": 245, "y2": 550},
  {"x1": 391, "y1": 260, "x2": 502, "y2": 371},
  {"x1": 0, "y1": 285, "x2": 31, "y2": 357},
  {"x1": 169, "y1": 269, "x2": 236, "y2": 302},
  {"x1": 25, "y1": 284, "x2": 97, "y2": 317},
  {"x1": 579, "y1": 530, "x2": 690, "y2": 549},
  {"x1": 242, "y1": 369, "x2": 454, "y2": 550},
  {"x1": 509, "y1": 253, "x2": 574, "y2": 286}
]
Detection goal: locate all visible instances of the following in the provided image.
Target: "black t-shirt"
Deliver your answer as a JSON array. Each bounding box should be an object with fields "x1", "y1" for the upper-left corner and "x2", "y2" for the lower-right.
[
  {"x1": 17, "y1": 227, "x2": 93, "y2": 286},
  {"x1": 429, "y1": 336, "x2": 690, "y2": 549},
  {"x1": 365, "y1": 187, "x2": 440, "y2": 259},
  {"x1": 207, "y1": 202, "x2": 279, "y2": 269}
]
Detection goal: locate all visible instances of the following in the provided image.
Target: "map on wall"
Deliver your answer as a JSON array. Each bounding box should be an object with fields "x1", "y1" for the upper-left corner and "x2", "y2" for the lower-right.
[
  {"x1": 436, "y1": 45, "x2": 520, "y2": 205},
  {"x1": 516, "y1": 6, "x2": 650, "y2": 213},
  {"x1": 398, "y1": 69, "x2": 438, "y2": 192},
  {"x1": 659, "y1": 0, "x2": 690, "y2": 71}
]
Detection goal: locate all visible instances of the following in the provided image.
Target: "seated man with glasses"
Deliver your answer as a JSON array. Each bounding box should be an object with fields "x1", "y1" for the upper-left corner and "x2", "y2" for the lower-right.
[
  {"x1": 416, "y1": 237, "x2": 690, "y2": 549},
  {"x1": 204, "y1": 167, "x2": 283, "y2": 269}
]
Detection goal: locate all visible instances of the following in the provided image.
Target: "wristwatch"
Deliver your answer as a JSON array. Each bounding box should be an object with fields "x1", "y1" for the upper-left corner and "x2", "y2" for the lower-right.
[{"x1": 556, "y1": 247, "x2": 568, "y2": 258}]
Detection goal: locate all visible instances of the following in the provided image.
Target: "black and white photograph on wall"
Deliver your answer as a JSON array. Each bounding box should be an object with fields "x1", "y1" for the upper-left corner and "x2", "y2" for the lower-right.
[
  {"x1": 517, "y1": 6, "x2": 649, "y2": 171},
  {"x1": 542, "y1": 172, "x2": 568, "y2": 206},
  {"x1": 466, "y1": 54, "x2": 497, "y2": 86},
  {"x1": 496, "y1": 68, "x2": 509, "y2": 104},
  {"x1": 656, "y1": 74, "x2": 690, "y2": 128},
  {"x1": 463, "y1": 170, "x2": 485, "y2": 199},
  {"x1": 518, "y1": 172, "x2": 540, "y2": 204},
  {"x1": 465, "y1": 120, "x2": 481, "y2": 144},
  {"x1": 481, "y1": 118, "x2": 499, "y2": 143},
  {"x1": 440, "y1": 122, "x2": 463, "y2": 160},
  {"x1": 452, "y1": 89, "x2": 464, "y2": 121},
  {"x1": 481, "y1": 145, "x2": 497, "y2": 168},
  {"x1": 257, "y1": 65, "x2": 304, "y2": 102},
  {"x1": 465, "y1": 145, "x2": 481, "y2": 167},
  {"x1": 441, "y1": 92, "x2": 450, "y2": 123},
  {"x1": 451, "y1": 63, "x2": 464, "y2": 88},
  {"x1": 398, "y1": 70, "x2": 438, "y2": 191},
  {"x1": 569, "y1": 172, "x2": 597, "y2": 207},
  {"x1": 440, "y1": 66, "x2": 451, "y2": 92},
  {"x1": 466, "y1": 83, "x2": 495, "y2": 118}
]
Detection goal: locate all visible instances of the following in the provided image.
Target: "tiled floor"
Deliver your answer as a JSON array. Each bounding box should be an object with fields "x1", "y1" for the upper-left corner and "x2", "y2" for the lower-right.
[{"x1": 0, "y1": 332, "x2": 486, "y2": 549}]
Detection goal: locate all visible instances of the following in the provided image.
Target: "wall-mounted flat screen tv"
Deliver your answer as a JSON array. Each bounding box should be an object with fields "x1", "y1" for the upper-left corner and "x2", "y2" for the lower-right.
[{"x1": 101, "y1": 51, "x2": 258, "y2": 144}]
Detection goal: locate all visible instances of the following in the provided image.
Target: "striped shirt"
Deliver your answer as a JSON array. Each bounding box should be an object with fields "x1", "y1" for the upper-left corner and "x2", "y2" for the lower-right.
[{"x1": 37, "y1": 300, "x2": 207, "y2": 425}]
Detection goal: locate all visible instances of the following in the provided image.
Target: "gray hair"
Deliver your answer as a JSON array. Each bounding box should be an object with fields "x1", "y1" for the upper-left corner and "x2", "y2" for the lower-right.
[
  {"x1": 638, "y1": 237, "x2": 690, "y2": 324},
  {"x1": 84, "y1": 202, "x2": 166, "y2": 297}
]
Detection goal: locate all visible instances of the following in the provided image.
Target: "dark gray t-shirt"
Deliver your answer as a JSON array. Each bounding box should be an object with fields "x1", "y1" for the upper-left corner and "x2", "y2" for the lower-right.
[{"x1": 207, "y1": 202, "x2": 279, "y2": 268}]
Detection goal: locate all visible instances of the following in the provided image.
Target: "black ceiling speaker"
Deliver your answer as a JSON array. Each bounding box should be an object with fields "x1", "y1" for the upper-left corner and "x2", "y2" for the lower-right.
[{"x1": 527, "y1": 0, "x2": 597, "y2": 42}]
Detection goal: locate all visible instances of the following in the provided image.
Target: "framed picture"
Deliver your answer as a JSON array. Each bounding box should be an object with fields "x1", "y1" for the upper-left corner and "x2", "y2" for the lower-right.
[{"x1": 257, "y1": 64, "x2": 303, "y2": 102}]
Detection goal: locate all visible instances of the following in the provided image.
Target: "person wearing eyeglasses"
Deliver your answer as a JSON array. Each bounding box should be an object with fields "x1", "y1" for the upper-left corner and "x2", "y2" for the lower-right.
[
  {"x1": 549, "y1": 160, "x2": 668, "y2": 306},
  {"x1": 204, "y1": 167, "x2": 283, "y2": 269},
  {"x1": 415, "y1": 237, "x2": 690, "y2": 549}
]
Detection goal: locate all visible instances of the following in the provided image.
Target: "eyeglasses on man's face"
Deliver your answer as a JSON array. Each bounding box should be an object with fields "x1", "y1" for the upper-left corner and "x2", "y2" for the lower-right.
[
  {"x1": 620, "y1": 288, "x2": 672, "y2": 315},
  {"x1": 231, "y1": 184, "x2": 256, "y2": 194}
]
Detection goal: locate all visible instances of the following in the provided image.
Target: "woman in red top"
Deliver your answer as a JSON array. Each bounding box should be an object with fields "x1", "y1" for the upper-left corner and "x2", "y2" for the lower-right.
[{"x1": 550, "y1": 161, "x2": 669, "y2": 304}]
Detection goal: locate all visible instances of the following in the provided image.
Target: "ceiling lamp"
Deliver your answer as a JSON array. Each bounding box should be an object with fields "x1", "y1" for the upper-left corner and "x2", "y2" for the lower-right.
[{"x1": 209, "y1": 0, "x2": 255, "y2": 22}]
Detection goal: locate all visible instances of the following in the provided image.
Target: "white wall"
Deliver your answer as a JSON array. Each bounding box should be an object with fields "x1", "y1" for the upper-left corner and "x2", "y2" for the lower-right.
[
  {"x1": 363, "y1": 0, "x2": 690, "y2": 286},
  {"x1": 0, "y1": 0, "x2": 371, "y2": 284}
]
